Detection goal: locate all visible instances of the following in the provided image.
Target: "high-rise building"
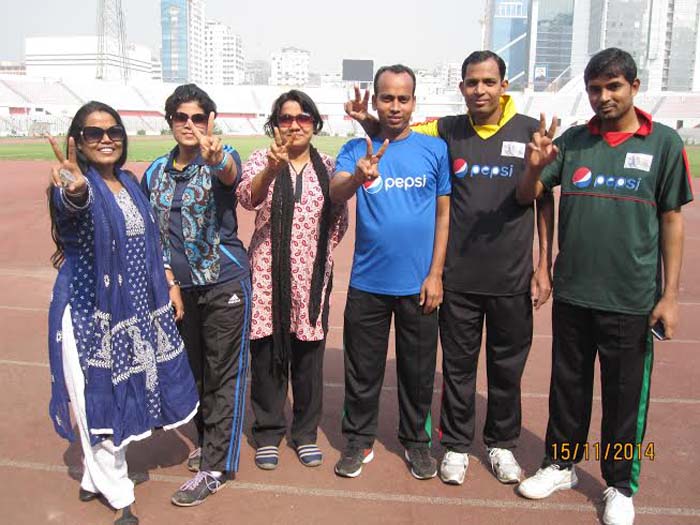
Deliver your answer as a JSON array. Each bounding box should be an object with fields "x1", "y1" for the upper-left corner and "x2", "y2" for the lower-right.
[
  {"x1": 204, "y1": 21, "x2": 244, "y2": 85},
  {"x1": 161, "y1": 0, "x2": 205, "y2": 84},
  {"x1": 532, "y1": 0, "x2": 575, "y2": 91},
  {"x1": 270, "y1": 47, "x2": 310, "y2": 87},
  {"x1": 585, "y1": 0, "x2": 700, "y2": 92},
  {"x1": 484, "y1": 0, "x2": 531, "y2": 89},
  {"x1": 484, "y1": 0, "x2": 700, "y2": 93},
  {"x1": 647, "y1": 0, "x2": 700, "y2": 91}
]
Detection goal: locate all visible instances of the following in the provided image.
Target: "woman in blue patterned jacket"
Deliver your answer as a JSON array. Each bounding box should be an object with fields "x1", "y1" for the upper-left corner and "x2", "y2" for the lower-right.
[
  {"x1": 47, "y1": 101, "x2": 199, "y2": 525},
  {"x1": 141, "y1": 84, "x2": 251, "y2": 508}
]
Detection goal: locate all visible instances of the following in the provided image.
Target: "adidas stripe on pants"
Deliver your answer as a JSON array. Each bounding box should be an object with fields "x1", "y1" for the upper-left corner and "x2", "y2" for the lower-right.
[{"x1": 179, "y1": 278, "x2": 251, "y2": 474}]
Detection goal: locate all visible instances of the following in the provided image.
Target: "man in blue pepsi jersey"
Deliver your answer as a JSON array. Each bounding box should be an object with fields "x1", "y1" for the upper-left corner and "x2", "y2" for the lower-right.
[{"x1": 330, "y1": 64, "x2": 451, "y2": 480}]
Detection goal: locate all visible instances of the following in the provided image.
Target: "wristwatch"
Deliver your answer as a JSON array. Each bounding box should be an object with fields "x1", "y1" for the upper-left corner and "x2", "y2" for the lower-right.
[{"x1": 167, "y1": 279, "x2": 181, "y2": 289}]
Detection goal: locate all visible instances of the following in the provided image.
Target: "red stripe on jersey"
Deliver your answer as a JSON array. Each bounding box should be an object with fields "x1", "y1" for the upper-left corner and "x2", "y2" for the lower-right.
[
  {"x1": 682, "y1": 148, "x2": 694, "y2": 192},
  {"x1": 561, "y1": 191, "x2": 657, "y2": 207}
]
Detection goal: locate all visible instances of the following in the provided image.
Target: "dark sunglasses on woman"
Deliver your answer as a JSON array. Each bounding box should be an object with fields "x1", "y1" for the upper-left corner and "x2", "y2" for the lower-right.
[
  {"x1": 171, "y1": 111, "x2": 209, "y2": 126},
  {"x1": 278, "y1": 113, "x2": 314, "y2": 128},
  {"x1": 81, "y1": 125, "x2": 127, "y2": 144}
]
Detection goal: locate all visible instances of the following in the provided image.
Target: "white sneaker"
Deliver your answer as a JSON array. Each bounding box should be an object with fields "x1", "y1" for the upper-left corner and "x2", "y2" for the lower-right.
[
  {"x1": 602, "y1": 487, "x2": 635, "y2": 525},
  {"x1": 439, "y1": 450, "x2": 469, "y2": 485},
  {"x1": 518, "y1": 464, "x2": 578, "y2": 499},
  {"x1": 488, "y1": 447, "x2": 522, "y2": 484}
]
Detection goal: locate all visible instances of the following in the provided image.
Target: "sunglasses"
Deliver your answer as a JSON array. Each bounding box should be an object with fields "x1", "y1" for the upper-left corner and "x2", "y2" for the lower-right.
[
  {"x1": 278, "y1": 113, "x2": 314, "y2": 128},
  {"x1": 171, "y1": 111, "x2": 209, "y2": 126},
  {"x1": 81, "y1": 125, "x2": 126, "y2": 144}
]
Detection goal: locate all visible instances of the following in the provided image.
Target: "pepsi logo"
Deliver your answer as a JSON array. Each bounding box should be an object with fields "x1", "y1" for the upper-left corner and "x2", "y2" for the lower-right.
[
  {"x1": 572, "y1": 167, "x2": 593, "y2": 188},
  {"x1": 453, "y1": 158, "x2": 468, "y2": 178},
  {"x1": 570, "y1": 166, "x2": 643, "y2": 192},
  {"x1": 363, "y1": 176, "x2": 384, "y2": 194}
]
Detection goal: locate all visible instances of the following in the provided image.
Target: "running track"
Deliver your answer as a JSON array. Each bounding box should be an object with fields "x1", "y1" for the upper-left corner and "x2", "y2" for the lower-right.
[{"x1": 0, "y1": 160, "x2": 698, "y2": 524}]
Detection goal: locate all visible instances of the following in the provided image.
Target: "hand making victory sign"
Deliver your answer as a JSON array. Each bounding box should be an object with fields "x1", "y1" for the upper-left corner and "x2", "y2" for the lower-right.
[
  {"x1": 526, "y1": 113, "x2": 559, "y2": 171},
  {"x1": 345, "y1": 85, "x2": 371, "y2": 121},
  {"x1": 190, "y1": 111, "x2": 226, "y2": 168},
  {"x1": 354, "y1": 137, "x2": 389, "y2": 186},
  {"x1": 47, "y1": 134, "x2": 86, "y2": 197},
  {"x1": 266, "y1": 126, "x2": 290, "y2": 175}
]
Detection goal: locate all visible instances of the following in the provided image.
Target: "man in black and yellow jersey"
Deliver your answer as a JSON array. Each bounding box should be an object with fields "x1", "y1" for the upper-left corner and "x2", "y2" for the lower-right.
[
  {"x1": 347, "y1": 50, "x2": 554, "y2": 486},
  {"x1": 516, "y1": 48, "x2": 693, "y2": 525}
]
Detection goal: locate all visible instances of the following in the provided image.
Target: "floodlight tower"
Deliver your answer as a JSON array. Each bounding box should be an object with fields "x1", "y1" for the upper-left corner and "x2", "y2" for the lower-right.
[{"x1": 97, "y1": 0, "x2": 130, "y2": 82}]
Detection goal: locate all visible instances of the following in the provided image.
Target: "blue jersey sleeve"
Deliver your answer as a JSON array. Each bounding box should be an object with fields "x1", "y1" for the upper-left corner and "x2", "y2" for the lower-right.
[
  {"x1": 335, "y1": 139, "x2": 362, "y2": 175},
  {"x1": 435, "y1": 142, "x2": 451, "y2": 196},
  {"x1": 223, "y1": 144, "x2": 243, "y2": 186}
]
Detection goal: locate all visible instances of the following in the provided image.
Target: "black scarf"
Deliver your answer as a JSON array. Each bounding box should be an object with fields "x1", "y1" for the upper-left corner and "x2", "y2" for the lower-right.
[{"x1": 270, "y1": 145, "x2": 332, "y2": 375}]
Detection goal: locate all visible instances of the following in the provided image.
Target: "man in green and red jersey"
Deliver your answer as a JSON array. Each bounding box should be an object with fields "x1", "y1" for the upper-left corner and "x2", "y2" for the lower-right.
[
  {"x1": 347, "y1": 51, "x2": 555, "y2": 486},
  {"x1": 516, "y1": 48, "x2": 693, "y2": 525}
]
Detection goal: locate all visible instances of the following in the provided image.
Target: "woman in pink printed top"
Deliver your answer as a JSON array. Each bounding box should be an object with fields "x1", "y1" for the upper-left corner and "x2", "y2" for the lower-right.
[{"x1": 237, "y1": 90, "x2": 347, "y2": 470}]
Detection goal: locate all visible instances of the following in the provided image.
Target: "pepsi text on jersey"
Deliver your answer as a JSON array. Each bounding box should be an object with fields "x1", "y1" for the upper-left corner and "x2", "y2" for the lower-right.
[
  {"x1": 453, "y1": 158, "x2": 514, "y2": 180},
  {"x1": 571, "y1": 166, "x2": 642, "y2": 192}
]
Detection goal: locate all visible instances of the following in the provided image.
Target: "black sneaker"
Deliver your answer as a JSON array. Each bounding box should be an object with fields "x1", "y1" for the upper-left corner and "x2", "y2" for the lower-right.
[
  {"x1": 334, "y1": 446, "x2": 374, "y2": 478},
  {"x1": 171, "y1": 471, "x2": 224, "y2": 507},
  {"x1": 404, "y1": 447, "x2": 437, "y2": 480}
]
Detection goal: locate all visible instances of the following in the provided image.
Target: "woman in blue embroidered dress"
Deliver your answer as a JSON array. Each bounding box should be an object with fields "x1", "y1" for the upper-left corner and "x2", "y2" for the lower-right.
[
  {"x1": 141, "y1": 84, "x2": 251, "y2": 507},
  {"x1": 47, "y1": 101, "x2": 199, "y2": 525}
]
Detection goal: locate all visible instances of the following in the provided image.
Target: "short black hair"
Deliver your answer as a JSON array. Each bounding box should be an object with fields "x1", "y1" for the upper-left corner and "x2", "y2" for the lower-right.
[
  {"x1": 461, "y1": 50, "x2": 507, "y2": 81},
  {"x1": 164, "y1": 83, "x2": 217, "y2": 125},
  {"x1": 373, "y1": 64, "x2": 416, "y2": 95},
  {"x1": 584, "y1": 48, "x2": 638, "y2": 86},
  {"x1": 66, "y1": 100, "x2": 128, "y2": 173},
  {"x1": 263, "y1": 90, "x2": 324, "y2": 137}
]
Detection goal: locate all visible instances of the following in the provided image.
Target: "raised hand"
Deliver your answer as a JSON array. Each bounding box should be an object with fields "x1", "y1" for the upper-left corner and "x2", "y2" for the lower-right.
[
  {"x1": 266, "y1": 127, "x2": 290, "y2": 175},
  {"x1": 354, "y1": 137, "x2": 389, "y2": 185},
  {"x1": 48, "y1": 135, "x2": 86, "y2": 196},
  {"x1": 345, "y1": 84, "x2": 370, "y2": 122},
  {"x1": 191, "y1": 112, "x2": 225, "y2": 167},
  {"x1": 526, "y1": 113, "x2": 559, "y2": 172}
]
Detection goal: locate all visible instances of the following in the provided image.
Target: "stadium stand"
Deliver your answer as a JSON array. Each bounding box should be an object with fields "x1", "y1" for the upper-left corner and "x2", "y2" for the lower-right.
[{"x1": 1, "y1": 74, "x2": 700, "y2": 137}]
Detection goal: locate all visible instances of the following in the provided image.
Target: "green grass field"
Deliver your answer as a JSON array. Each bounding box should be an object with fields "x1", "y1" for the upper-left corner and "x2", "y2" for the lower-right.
[
  {"x1": 0, "y1": 135, "x2": 349, "y2": 163},
  {"x1": 0, "y1": 135, "x2": 699, "y2": 176}
]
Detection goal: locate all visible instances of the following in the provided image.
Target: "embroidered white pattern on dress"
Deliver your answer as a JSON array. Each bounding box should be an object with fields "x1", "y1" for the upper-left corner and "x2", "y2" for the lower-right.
[{"x1": 115, "y1": 188, "x2": 146, "y2": 237}]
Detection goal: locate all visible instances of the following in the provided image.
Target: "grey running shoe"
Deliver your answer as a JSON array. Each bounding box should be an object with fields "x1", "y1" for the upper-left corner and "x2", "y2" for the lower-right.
[
  {"x1": 171, "y1": 471, "x2": 224, "y2": 507},
  {"x1": 404, "y1": 447, "x2": 438, "y2": 480},
  {"x1": 334, "y1": 446, "x2": 374, "y2": 478}
]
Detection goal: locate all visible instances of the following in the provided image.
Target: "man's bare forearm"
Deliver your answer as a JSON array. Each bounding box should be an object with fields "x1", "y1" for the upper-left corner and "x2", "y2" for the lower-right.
[
  {"x1": 535, "y1": 191, "x2": 554, "y2": 270},
  {"x1": 516, "y1": 166, "x2": 545, "y2": 204},
  {"x1": 660, "y1": 209, "x2": 684, "y2": 299},
  {"x1": 428, "y1": 196, "x2": 450, "y2": 277},
  {"x1": 330, "y1": 172, "x2": 362, "y2": 204}
]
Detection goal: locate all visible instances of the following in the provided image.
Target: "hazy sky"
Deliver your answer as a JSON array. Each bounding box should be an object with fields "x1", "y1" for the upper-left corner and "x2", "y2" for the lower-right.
[{"x1": 0, "y1": 0, "x2": 485, "y2": 71}]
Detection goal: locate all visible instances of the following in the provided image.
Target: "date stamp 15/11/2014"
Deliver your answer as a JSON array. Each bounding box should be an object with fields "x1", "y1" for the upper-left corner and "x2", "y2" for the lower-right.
[{"x1": 551, "y1": 442, "x2": 655, "y2": 462}]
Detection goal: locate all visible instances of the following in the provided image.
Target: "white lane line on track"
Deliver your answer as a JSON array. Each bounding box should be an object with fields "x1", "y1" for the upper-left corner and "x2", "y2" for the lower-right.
[
  {"x1": 1, "y1": 310, "x2": 698, "y2": 345},
  {"x1": 1, "y1": 458, "x2": 699, "y2": 517},
  {"x1": 0, "y1": 305, "x2": 49, "y2": 312},
  {"x1": 2, "y1": 359, "x2": 699, "y2": 405}
]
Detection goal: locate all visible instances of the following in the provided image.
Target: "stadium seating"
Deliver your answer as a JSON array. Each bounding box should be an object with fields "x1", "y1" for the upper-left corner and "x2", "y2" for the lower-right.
[{"x1": 2, "y1": 73, "x2": 700, "y2": 137}]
